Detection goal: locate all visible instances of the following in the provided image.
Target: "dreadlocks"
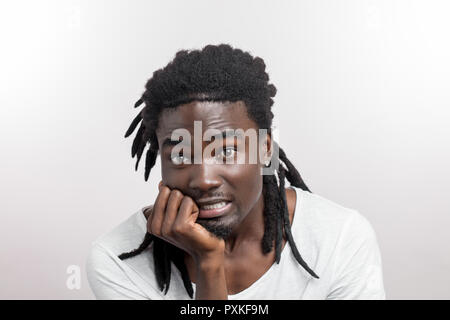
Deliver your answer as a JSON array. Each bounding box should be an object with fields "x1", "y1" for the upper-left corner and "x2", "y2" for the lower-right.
[{"x1": 119, "y1": 44, "x2": 319, "y2": 298}]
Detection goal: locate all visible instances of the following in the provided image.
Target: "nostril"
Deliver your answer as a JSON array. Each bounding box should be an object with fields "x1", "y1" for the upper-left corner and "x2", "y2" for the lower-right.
[{"x1": 188, "y1": 166, "x2": 222, "y2": 191}]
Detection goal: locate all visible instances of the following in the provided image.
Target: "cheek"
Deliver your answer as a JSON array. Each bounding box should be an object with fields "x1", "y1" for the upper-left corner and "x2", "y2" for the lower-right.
[
  {"x1": 229, "y1": 164, "x2": 263, "y2": 208},
  {"x1": 161, "y1": 162, "x2": 190, "y2": 190}
]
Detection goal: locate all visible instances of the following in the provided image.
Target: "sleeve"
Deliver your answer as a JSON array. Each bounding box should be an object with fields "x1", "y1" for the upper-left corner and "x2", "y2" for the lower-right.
[
  {"x1": 326, "y1": 211, "x2": 386, "y2": 300},
  {"x1": 85, "y1": 243, "x2": 156, "y2": 300}
]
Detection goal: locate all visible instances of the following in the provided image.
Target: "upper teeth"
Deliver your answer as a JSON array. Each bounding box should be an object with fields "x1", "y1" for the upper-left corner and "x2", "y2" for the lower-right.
[{"x1": 201, "y1": 202, "x2": 228, "y2": 210}]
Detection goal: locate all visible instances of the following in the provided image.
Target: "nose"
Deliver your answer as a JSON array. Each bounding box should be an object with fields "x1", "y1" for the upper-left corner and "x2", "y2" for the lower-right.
[{"x1": 188, "y1": 162, "x2": 222, "y2": 192}]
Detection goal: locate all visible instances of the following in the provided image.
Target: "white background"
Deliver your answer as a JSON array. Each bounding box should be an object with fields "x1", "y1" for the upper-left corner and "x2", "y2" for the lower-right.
[{"x1": 1, "y1": 0, "x2": 449, "y2": 299}]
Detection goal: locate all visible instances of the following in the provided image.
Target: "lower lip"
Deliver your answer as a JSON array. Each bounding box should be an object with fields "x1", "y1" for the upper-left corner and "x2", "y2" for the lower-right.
[{"x1": 198, "y1": 202, "x2": 232, "y2": 219}]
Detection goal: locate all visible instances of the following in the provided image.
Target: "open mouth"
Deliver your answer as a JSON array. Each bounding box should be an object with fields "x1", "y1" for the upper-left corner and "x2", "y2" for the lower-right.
[{"x1": 198, "y1": 201, "x2": 232, "y2": 219}]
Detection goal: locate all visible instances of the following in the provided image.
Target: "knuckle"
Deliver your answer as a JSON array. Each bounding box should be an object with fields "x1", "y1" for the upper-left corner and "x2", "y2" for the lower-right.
[
  {"x1": 159, "y1": 186, "x2": 169, "y2": 197},
  {"x1": 181, "y1": 196, "x2": 193, "y2": 206},
  {"x1": 149, "y1": 225, "x2": 159, "y2": 236},
  {"x1": 183, "y1": 223, "x2": 194, "y2": 233},
  {"x1": 171, "y1": 189, "x2": 184, "y2": 199},
  {"x1": 173, "y1": 224, "x2": 183, "y2": 234},
  {"x1": 160, "y1": 228, "x2": 169, "y2": 238}
]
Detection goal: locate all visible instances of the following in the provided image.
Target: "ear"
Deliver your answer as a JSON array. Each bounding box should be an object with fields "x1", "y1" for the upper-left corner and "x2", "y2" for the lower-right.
[{"x1": 262, "y1": 132, "x2": 273, "y2": 166}]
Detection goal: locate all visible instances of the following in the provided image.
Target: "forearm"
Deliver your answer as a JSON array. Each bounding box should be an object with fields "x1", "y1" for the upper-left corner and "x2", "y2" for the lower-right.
[{"x1": 194, "y1": 256, "x2": 228, "y2": 300}]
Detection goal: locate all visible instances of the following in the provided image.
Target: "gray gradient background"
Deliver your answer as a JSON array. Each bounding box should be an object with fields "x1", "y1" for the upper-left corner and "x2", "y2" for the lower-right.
[{"x1": 1, "y1": 0, "x2": 449, "y2": 299}]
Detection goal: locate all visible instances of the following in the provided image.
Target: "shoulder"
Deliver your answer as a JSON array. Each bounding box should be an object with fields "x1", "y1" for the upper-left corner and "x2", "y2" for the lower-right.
[
  {"x1": 293, "y1": 189, "x2": 367, "y2": 239},
  {"x1": 291, "y1": 188, "x2": 381, "y2": 268},
  {"x1": 294, "y1": 189, "x2": 381, "y2": 253},
  {"x1": 291, "y1": 188, "x2": 385, "y2": 299},
  {"x1": 85, "y1": 208, "x2": 150, "y2": 285},
  {"x1": 90, "y1": 208, "x2": 149, "y2": 256},
  {"x1": 301, "y1": 190, "x2": 378, "y2": 242},
  {"x1": 85, "y1": 208, "x2": 166, "y2": 299}
]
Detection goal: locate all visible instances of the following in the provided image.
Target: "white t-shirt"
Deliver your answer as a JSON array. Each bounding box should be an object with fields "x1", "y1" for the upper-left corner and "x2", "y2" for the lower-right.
[{"x1": 86, "y1": 187, "x2": 386, "y2": 300}]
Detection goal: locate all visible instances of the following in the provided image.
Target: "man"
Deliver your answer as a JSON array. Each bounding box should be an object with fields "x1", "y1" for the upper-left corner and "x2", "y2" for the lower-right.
[{"x1": 86, "y1": 44, "x2": 385, "y2": 299}]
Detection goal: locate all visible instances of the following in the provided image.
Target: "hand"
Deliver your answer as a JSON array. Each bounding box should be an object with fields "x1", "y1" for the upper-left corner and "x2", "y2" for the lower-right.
[{"x1": 147, "y1": 181, "x2": 225, "y2": 262}]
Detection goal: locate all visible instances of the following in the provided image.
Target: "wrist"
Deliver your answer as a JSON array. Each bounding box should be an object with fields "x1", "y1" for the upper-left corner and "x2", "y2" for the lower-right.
[
  {"x1": 193, "y1": 240, "x2": 225, "y2": 265},
  {"x1": 195, "y1": 255, "x2": 226, "y2": 289},
  {"x1": 194, "y1": 251, "x2": 225, "y2": 271},
  {"x1": 194, "y1": 254, "x2": 228, "y2": 300}
]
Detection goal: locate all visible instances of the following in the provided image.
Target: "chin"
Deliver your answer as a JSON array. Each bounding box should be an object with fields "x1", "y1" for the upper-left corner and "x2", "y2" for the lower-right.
[{"x1": 196, "y1": 215, "x2": 237, "y2": 240}]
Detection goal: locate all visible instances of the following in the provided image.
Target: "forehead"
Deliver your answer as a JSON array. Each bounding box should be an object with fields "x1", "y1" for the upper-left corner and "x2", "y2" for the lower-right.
[{"x1": 156, "y1": 100, "x2": 257, "y2": 139}]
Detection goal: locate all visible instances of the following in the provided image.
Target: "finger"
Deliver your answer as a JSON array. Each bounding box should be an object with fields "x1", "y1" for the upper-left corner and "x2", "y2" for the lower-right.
[
  {"x1": 147, "y1": 189, "x2": 159, "y2": 228},
  {"x1": 148, "y1": 182, "x2": 163, "y2": 224},
  {"x1": 149, "y1": 185, "x2": 171, "y2": 236},
  {"x1": 161, "y1": 189, "x2": 184, "y2": 238},
  {"x1": 173, "y1": 196, "x2": 199, "y2": 231},
  {"x1": 143, "y1": 205, "x2": 153, "y2": 220},
  {"x1": 174, "y1": 197, "x2": 214, "y2": 245}
]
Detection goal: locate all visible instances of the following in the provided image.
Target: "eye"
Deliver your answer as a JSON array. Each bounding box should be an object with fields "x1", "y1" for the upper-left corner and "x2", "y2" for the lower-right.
[
  {"x1": 170, "y1": 153, "x2": 190, "y2": 165},
  {"x1": 219, "y1": 147, "x2": 237, "y2": 159}
]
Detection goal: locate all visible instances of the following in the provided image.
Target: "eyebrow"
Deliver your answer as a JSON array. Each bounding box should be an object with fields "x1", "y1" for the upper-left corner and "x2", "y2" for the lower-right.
[
  {"x1": 161, "y1": 139, "x2": 185, "y2": 149},
  {"x1": 161, "y1": 130, "x2": 243, "y2": 150}
]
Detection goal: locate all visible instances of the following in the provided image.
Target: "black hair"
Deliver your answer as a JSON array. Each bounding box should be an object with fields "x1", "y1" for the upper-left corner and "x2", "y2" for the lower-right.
[{"x1": 119, "y1": 44, "x2": 319, "y2": 298}]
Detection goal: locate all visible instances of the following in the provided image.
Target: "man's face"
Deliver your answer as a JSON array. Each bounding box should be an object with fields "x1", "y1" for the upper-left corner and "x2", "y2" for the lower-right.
[{"x1": 156, "y1": 100, "x2": 269, "y2": 239}]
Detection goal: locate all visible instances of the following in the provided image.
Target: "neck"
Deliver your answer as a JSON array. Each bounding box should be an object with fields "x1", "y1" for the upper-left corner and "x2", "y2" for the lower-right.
[{"x1": 223, "y1": 189, "x2": 266, "y2": 254}]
